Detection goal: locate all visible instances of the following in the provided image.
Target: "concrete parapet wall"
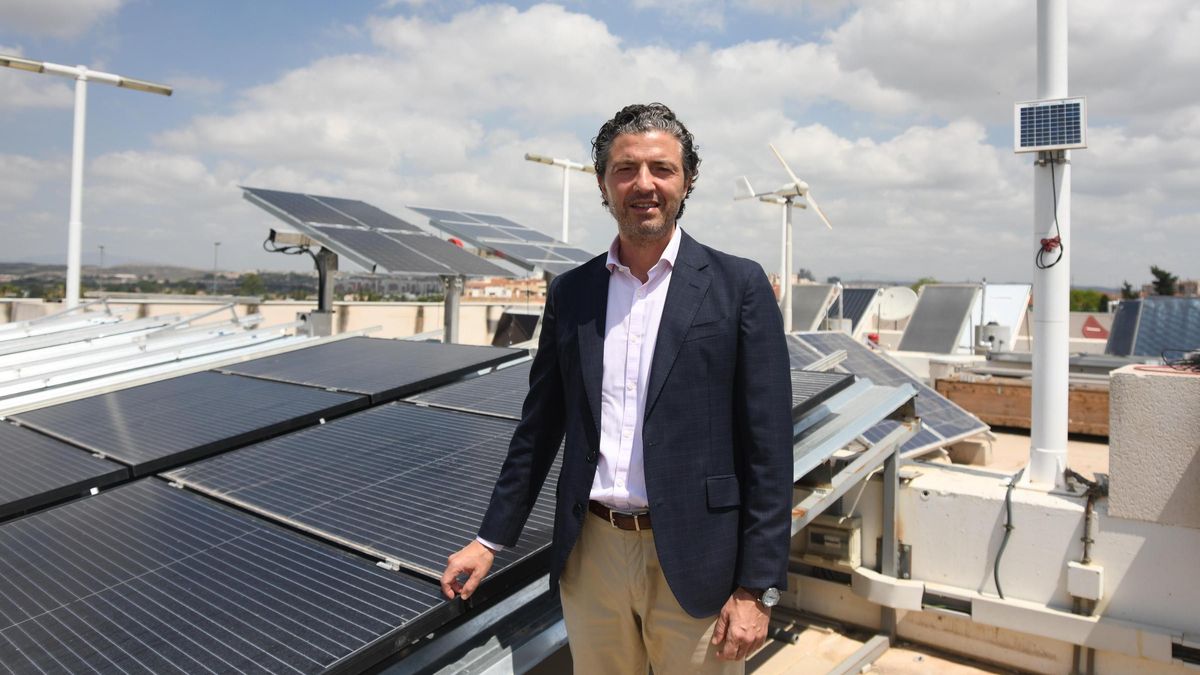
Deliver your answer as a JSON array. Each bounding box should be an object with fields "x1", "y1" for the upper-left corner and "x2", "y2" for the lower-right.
[{"x1": 1108, "y1": 365, "x2": 1200, "y2": 529}]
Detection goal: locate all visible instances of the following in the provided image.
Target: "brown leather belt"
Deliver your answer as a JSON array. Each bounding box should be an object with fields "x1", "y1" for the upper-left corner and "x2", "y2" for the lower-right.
[{"x1": 589, "y1": 500, "x2": 652, "y2": 531}]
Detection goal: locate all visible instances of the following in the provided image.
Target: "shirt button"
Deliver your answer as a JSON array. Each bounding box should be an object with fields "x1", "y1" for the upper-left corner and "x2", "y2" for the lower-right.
[
  {"x1": 636, "y1": 289, "x2": 645, "y2": 297},
  {"x1": 626, "y1": 382, "x2": 635, "y2": 392},
  {"x1": 622, "y1": 428, "x2": 632, "y2": 438}
]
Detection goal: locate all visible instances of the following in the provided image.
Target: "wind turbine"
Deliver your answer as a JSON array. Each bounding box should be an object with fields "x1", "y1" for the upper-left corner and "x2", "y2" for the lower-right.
[{"x1": 735, "y1": 143, "x2": 833, "y2": 332}]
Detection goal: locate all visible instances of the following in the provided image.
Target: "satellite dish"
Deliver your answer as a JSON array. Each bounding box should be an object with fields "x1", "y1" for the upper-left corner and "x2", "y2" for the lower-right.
[{"x1": 878, "y1": 286, "x2": 918, "y2": 322}]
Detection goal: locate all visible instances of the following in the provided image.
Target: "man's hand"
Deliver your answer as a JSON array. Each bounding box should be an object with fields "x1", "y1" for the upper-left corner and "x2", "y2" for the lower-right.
[
  {"x1": 711, "y1": 587, "x2": 770, "y2": 661},
  {"x1": 440, "y1": 540, "x2": 496, "y2": 600}
]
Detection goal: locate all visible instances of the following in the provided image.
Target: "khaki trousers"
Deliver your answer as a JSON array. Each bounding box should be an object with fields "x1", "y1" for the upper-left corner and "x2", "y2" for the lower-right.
[{"x1": 559, "y1": 513, "x2": 744, "y2": 675}]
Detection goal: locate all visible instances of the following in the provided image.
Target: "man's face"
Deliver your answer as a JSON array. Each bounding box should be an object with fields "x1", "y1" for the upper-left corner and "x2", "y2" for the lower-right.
[{"x1": 599, "y1": 131, "x2": 690, "y2": 244}]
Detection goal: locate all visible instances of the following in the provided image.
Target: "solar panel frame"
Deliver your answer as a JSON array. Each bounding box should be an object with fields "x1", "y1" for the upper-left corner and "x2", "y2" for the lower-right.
[
  {"x1": 789, "y1": 371, "x2": 854, "y2": 422},
  {"x1": 12, "y1": 371, "x2": 365, "y2": 476},
  {"x1": 407, "y1": 360, "x2": 532, "y2": 420},
  {"x1": 790, "y1": 284, "x2": 837, "y2": 332},
  {"x1": 0, "y1": 421, "x2": 128, "y2": 521},
  {"x1": 164, "y1": 404, "x2": 559, "y2": 584},
  {"x1": 826, "y1": 288, "x2": 880, "y2": 333},
  {"x1": 310, "y1": 225, "x2": 458, "y2": 275},
  {"x1": 794, "y1": 332, "x2": 988, "y2": 454},
  {"x1": 0, "y1": 478, "x2": 451, "y2": 674},
  {"x1": 385, "y1": 231, "x2": 515, "y2": 277},
  {"x1": 898, "y1": 284, "x2": 980, "y2": 354},
  {"x1": 219, "y1": 336, "x2": 526, "y2": 404},
  {"x1": 413, "y1": 206, "x2": 591, "y2": 275},
  {"x1": 243, "y1": 187, "x2": 359, "y2": 226}
]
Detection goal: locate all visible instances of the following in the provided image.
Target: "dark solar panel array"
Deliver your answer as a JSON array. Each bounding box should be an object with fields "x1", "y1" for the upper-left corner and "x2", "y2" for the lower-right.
[
  {"x1": 789, "y1": 370, "x2": 854, "y2": 421},
  {"x1": 0, "y1": 479, "x2": 445, "y2": 674},
  {"x1": 12, "y1": 371, "x2": 364, "y2": 476},
  {"x1": 1104, "y1": 300, "x2": 1141, "y2": 356},
  {"x1": 1128, "y1": 296, "x2": 1200, "y2": 357},
  {"x1": 409, "y1": 206, "x2": 594, "y2": 275},
  {"x1": 220, "y1": 337, "x2": 525, "y2": 403},
  {"x1": 165, "y1": 404, "x2": 558, "y2": 581},
  {"x1": 790, "y1": 332, "x2": 987, "y2": 454},
  {"x1": 243, "y1": 187, "x2": 511, "y2": 277},
  {"x1": 898, "y1": 285, "x2": 979, "y2": 354},
  {"x1": 790, "y1": 284, "x2": 836, "y2": 332},
  {"x1": 0, "y1": 421, "x2": 127, "y2": 520},
  {"x1": 407, "y1": 360, "x2": 533, "y2": 420},
  {"x1": 827, "y1": 288, "x2": 880, "y2": 332}
]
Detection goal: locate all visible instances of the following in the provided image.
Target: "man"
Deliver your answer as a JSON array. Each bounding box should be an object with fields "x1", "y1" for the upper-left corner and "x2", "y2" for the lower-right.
[{"x1": 441, "y1": 103, "x2": 793, "y2": 673}]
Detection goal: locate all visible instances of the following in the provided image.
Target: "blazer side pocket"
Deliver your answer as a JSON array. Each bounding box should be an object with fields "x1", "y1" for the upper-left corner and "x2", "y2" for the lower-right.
[
  {"x1": 684, "y1": 317, "x2": 731, "y2": 342},
  {"x1": 706, "y1": 474, "x2": 741, "y2": 510}
]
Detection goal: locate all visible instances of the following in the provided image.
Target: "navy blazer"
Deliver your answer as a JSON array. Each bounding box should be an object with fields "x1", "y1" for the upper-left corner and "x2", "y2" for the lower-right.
[{"x1": 478, "y1": 230, "x2": 793, "y2": 618}]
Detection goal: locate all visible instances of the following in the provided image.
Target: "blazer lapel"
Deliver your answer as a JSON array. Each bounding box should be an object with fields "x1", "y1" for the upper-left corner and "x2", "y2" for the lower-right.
[
  {"x1": 644, "y1": 232, "x2": 711, "y2": 422},
  {"x1": 577, "y1": 259, "x2": 609, "y2": 440}
]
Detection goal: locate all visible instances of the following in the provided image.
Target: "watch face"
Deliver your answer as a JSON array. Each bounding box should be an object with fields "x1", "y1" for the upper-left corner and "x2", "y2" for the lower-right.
[{"x1": 761, "y1": 587, "x2": 781, "y2": 608}]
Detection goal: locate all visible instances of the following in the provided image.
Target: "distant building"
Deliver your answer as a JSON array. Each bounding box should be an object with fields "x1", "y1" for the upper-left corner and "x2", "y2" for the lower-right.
[{"x1": 465, "y1": 276, "x2": 546, "y2": 301}]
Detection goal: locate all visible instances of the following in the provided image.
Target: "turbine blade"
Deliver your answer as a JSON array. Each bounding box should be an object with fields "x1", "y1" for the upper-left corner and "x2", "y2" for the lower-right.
[
  {"x1": 734, "y1": 176, "x2": 756, "y2": 200},
  {"x1": 805, "y1": 191, "x2": 833, "y2": 229},
  {"x1": 769, "y1": 143, "x2": 804, "y2": 189}
]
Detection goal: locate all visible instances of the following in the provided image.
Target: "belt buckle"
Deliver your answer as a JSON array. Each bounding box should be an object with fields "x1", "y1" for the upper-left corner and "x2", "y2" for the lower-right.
[{"x1": 608, "y1": 509, "x2": 619, "y2": 529}]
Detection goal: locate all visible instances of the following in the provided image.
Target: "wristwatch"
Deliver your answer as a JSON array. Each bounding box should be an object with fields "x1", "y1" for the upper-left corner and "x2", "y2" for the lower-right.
[{"x1": 745, "y1": 586, "x2": 781, "y2": 608}]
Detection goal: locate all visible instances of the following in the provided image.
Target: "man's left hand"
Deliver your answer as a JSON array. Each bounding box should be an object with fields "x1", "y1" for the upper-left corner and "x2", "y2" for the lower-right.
[{"x1": 711, "y1": 587, "x2": 770, "y2": 660}]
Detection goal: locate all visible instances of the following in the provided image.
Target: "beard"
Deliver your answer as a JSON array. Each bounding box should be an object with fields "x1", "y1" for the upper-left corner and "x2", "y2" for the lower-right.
[{"x1": 607, "y1": 198, "x2": 681, "y2": 245}]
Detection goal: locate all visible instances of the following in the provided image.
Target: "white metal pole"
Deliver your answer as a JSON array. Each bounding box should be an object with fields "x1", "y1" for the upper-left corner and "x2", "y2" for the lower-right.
[
  {"x1": 783, "y1": 199, "x2": 794, "y2": 333},
  {"x1": 1029, "y1": 0, "x2": 1070, "y2": 488},
  {"x1": 561, "y1": 165, "x2": 570, "y2": 244},
  {"x1": 779, "y1": 202, "x2": 787, "y2": 313},
  {"x1": 66, "y1": 69, "x2": 89, "y2": 308}
]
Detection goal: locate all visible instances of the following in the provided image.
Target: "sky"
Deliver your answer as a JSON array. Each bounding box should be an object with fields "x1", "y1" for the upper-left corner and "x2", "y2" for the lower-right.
[{"x1": 1, "y1": 0, "x2": 1196, "y2": 288}]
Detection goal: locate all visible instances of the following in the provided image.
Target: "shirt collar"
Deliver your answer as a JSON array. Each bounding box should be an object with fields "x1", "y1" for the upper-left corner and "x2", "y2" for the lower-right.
[{"x1": 605, "y1": 225, "x2": 682, "y2": 275}]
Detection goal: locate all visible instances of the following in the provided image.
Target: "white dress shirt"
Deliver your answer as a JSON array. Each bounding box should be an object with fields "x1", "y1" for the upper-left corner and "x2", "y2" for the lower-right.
[
  {"x1": 478, "y1": 227, "x2": 681, "y2": 551},
  {"x1": 590, "y1": 225, "x2": 681, "y2": 511}
]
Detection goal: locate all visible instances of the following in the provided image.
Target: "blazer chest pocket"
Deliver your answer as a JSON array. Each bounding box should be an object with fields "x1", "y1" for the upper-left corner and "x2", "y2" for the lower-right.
[
  {"x1": 706, "y1": 474, "x2": 740, "y2": 510},
  {"x1": 684, "y1": 317, "x2": 731, "y2": 342}
]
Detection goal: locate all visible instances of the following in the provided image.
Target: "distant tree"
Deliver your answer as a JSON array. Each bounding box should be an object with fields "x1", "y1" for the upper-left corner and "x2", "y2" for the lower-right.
[
  {"x1": 1120, "y1": 280, "x2": 1138, "y2": 300},
  {"x1": 825, "y1": 275, "x2": 840, "y2": 284},
  {"x1": 238, "y1": 273, "x2": 267, "y2": 297},
  {"x1": 797, "y1": 268, "x2": 815, "y2": 282},
  {"x1": 911, "y1": 276, "x2": 938, "y2": 292},
  {"x1": 1150, "y1": 265, "x2": 1178, "y2": 296},
  {"x1": 1070, "y1": 288, "x2": 1108, "y2": 312}
]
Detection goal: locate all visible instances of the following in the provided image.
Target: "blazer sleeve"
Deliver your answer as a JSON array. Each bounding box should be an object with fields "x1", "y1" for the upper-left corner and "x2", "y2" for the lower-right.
[
  {"x1": 477, "y1": 275, "x2": 568, "y2": 547},
  {"x1": 733, "y1": 263, "x2": 794, "y2": 591}
]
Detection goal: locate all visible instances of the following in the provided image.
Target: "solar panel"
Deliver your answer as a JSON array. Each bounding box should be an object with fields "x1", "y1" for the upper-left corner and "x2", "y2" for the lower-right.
[
  {"x1": 310, "y1": 225, "x2": 461, "y2": 275},
  {"x1": 1015, "y1": 97, "x2": 1087, "y2": 152},
  {"x1": 220, "y1": 337, "x2": 525, "y2": 403},
  {"x1": 964, "y1": 283, "x2": 1031, "y2": 351},
  {"x1": 309, "y1": 195, "x2": 423, "y2": 232},
  {"x1": 826, "y1": 288, "x2": 880, "y2": 333},
  {"x1": 12, "y1": 371, "x2": 364, "y2": 476},
  {"x1": 0, "y1": 421, "x2": 127, "y2": 520},
  {"x1": 243, "y1": 188, "x2": 511, "y2": 278},
  {"x1": 789, "y1": 370, "x2": 854, "y2": 421},
  {"x1": 1128, "y1": 296, "x2": 1200, "y2": 357},
  {"x1": 790, "y1": 284, "x2": 836, "y2": 332},
  {"x1": 408, "y1": 361, "x2": 532, "y2": 419},
  {"x1": 1105, "y1": 300, "x2": 1141, "y2": 356},
  {"x1": 243, "y1": 186, "x2": 359, "y2": 226},
  {"x1": 793, "y1": 332, "x2": 988, "y2": 455},
  {"x1": 0, "y1": 479, "x2": 445, "y2": 674},
  {"x1": 164, "y1": 404, "x2": 558, "y2": 582},
  {"x1": 898, "y1": 284, "x2": 980, "y2": 354},
  {"x1": 411, "y1": 206, "x2": 593, "y2": 275}
]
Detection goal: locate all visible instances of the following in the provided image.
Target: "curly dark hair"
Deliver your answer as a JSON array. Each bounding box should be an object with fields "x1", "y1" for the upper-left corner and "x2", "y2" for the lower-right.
[{"x1": 591, "y1": 102, "x2": 701, "y2": 220}]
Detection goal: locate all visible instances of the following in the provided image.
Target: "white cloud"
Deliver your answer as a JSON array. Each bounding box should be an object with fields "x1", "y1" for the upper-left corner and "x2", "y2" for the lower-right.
[
  {"x1": 0, "y1": 46, "x2": 74, "y2": 109},
  {"x1": 1, "y1": 0, "x2": 125, "y2": 39}
]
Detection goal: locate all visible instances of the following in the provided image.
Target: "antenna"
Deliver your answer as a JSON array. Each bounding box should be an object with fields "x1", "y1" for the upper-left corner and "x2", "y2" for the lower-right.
[{"x1": 734, "y1": 144, "x2": 834, "y2": 332}]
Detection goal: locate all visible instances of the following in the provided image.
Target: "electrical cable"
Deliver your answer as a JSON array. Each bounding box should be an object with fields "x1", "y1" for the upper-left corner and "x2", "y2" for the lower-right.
[
  {"x1": 1035, "y1": 155, "x2": 1065, "y2": 270},
  {"x1": 993, "y1": 467, "x2": 1025, "y2": 599}
]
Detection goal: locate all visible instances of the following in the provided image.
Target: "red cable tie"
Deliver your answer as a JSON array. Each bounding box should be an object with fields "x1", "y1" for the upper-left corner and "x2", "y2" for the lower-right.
[{"x1": 1040, "y1": 235, "x2": 1061, "y2": 252}]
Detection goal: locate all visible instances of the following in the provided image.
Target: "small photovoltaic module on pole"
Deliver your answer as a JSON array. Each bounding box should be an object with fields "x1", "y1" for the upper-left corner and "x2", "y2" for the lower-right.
[{"x1": 1013, "y1": 96, "x2": 1087, "y2": 153}]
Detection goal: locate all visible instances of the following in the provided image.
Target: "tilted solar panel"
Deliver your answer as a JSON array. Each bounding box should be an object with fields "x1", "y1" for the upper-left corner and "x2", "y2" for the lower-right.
[
  {"x1": 0, "y1": 479, "x2": 446, "y2": 674},
  {"x1": 407, "y1": 360, "x2": 533, "y2": 420},
  {"x1": 411, "y1": 206, "x2": 592, "y2": 275},
  {"x1": 219, "y1": 337, "x2": 525, "y2": 403},
  {"x1": 244, "y1": 187, "x2": 359, "y2": 226},
  {"x1": 1105, "y1": 299, "x2": 1141, "y2": 356},
  {"x1": 1129, "y1": 296, "x2": 1200, "y2": 357},
  {"x1": 164, "y1": 404, "x2": 558, "y2": 582},
  {"x1": 826, "y1": 288, "x2": 880, "y2": 332},
  {"x1": 898, "y1": 284, "x2": 980, "y2": 354},
  {"x1": 790, "y1": 284, "x2": 836, "y2": 332},
  {"x1": 794, "y1": 332, "x2": 988, "y2": 455},
  {"x1": 310, "y1": 225, "x2": 459, "y2": 275},
  {"x1": 0, "y1": 421, "x2": 127, "y2": 520},
  {"x1": 388, "y1": 231, "x2": 515, "y2": 276},
  {"x1": 310, "y1": 195, "x2": 423, "y2": 232},
  {"x1": 12, "y1": 371, "x2": 364, "y2": 476},
  {"x1": 789, "y1": 370, "x2": 854, "y2": 421}
]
